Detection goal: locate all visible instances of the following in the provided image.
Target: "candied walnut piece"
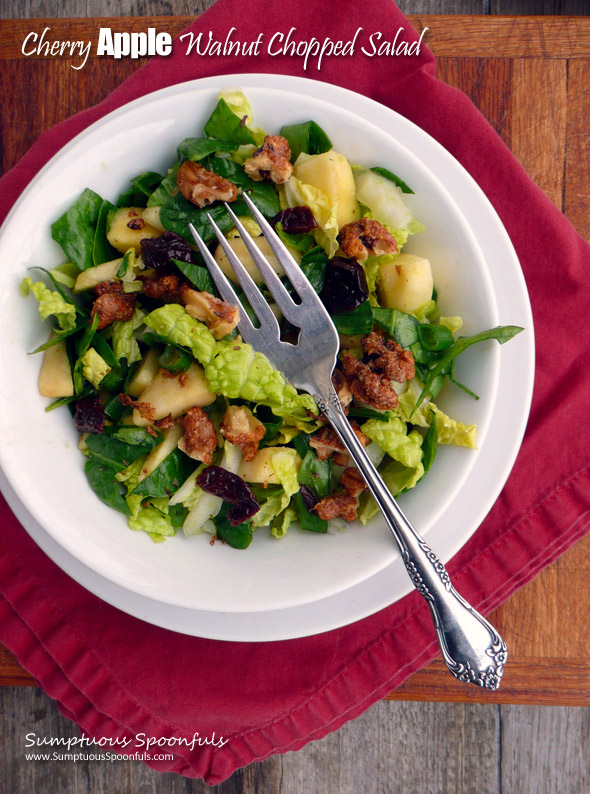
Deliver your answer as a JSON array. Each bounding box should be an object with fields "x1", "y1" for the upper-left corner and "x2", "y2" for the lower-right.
[
  {"x1": 243, "y1": 135, "x2": 293, "y2": 184},
  {"x1": 127, "y1": 217, "x2": 145, "y2": 230},
  {"x1": 338, "y1": 218, "x2": 398, "y2": 261},
  {"x1": 118, "y1": 393, "x2": 155, "y2": 422},
  {"x1": 332, "y1": 369, "x2": 353, "y2": 411},
  {"x1": 361, "y1": 331, "x2": 415, "y2": 382},
  {"x1": 340, "y1": 468, "x2": 367, "y2": 498},
  {"x1": 180, "y1": 284, "x2": 239, "y2": 339},
  {"x1": 309, "y1": 422, "x2": 369, "y2": 462},
  {"x1": 220, "y1": 405, "x2": 266, "y2": 462},
  {"x1": 178, "y1": 406, "x2": 217, "y2": 464},
  {"x1": 177, "y1": 160, "x2": 239, "y2": 208},
  {"x1": 341, "y1": 351, "x2": 399, "y2": 411},
  {"x1": 142, "y1": 272, "x2": 185, "y2": 304},
  {"x1": 313, "y1": 493, "x2": 359, "y2": 522},
  {"x1": 91, "y1": 282, "x2": 136, "y2": 330}
]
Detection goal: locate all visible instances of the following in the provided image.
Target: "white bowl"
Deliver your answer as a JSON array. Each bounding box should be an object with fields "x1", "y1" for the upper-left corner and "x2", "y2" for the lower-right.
[{"x1": 0, "y1": 75, "x2": 534, "y2": 638}]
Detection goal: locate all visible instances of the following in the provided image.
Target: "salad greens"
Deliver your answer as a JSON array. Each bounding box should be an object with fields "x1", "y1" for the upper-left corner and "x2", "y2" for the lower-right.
[{"x1": 23, "y1": 88, "x2": 523, "y2": 549}]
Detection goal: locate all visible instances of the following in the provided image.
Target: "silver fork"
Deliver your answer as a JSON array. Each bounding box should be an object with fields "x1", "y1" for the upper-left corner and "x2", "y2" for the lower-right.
[{"x1": 189, "y1": 192, "x2": 507, "y2": 690}]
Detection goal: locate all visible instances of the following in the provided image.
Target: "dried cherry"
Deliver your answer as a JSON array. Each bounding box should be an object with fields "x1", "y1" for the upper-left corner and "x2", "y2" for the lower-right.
[
  {"x1": 273, "y1": 206, "x2": 317, "y2": 235},
  {"x1": 74, "y1": 397, "x2": 105, "y2": 434},
  {"x1": 197, "y1": 465, "x2": 260, "y2": 526},
  {"x1": 140, "y1": 231, "x2": 194, "y2": 270},
  {"x1": 299, "y1": 484, "x2": 318, "y2": 512},
  {"x1": 319, "y1": 257, "x2": 368, "y2": 314}
]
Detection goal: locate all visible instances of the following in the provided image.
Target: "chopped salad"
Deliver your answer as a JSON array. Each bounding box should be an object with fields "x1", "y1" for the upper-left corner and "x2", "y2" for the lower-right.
[{"x1": 22, "y1": 89, "x2": 522, "y2": 549}]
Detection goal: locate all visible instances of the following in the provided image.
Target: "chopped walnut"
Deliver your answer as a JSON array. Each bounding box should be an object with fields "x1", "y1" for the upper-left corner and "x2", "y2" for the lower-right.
[
  {"x1": 243, "y1": 135, "x2": 293, "y2": 184},
  {"x1": 338, "y1": 218, "x2": 398, "y2": 261},
  {"x1": 91, "y1": 282, "x2": 136, "y2": 330},
  {"x1": 142, "y1": 272, "x2": 185, "y2": 304},
  {"x1": 361, "y1": 331, "x2": 415, "y2": 382},
  {"x1": 313, "y1": 493, "x2": 359, "y2": 522},
  {"x1": 332, "y1": 369, "x2": 353, "y2": 411},
  {"x1": 220, "y1": 405, "x2": 265, "y2": 462},
  {"x1": 340, "y1": 468, "x2": 367, "y2": 498},
  {"x1": 309, "y1": 423, "x2": 369, "y2": 464},
  {"x1": 178, "y1": 406, "x2": 217, "y2": 464},
  {"x1": 177, "y1": 160, "x2": 239, "y2": 208},
  {"x1": 180, "y1": 284, "x2": 239, "y2": 339},
  {"x1": 118, "y1": 393, "x2": 155, "y2": 422},
  {"x1": 342, "y1": 352, "x2": 399, "y2": 410}
]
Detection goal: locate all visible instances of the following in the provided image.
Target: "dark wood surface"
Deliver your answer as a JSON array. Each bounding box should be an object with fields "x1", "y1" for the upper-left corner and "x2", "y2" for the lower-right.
[{"x1": 0, "y1": 5, "x2": 589, "y2": 792}]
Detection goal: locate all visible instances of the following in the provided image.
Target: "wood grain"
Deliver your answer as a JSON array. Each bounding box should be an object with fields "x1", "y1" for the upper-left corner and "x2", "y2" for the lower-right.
[
  {"x1": 1, "y1": 15, "x2": 590, "y2": 709},
  {"x1": 2, "y1": 15, "x2": 590, "y2": 59}
]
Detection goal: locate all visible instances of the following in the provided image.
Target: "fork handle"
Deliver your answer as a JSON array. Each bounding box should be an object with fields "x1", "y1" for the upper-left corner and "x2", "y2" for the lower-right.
[{"x1": 321, "y1": 394, "x2": 507, "y2": 690}]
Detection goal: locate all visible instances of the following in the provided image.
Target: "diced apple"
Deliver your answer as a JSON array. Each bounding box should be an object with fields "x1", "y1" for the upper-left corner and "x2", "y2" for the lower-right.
[
  {"x1": 294, "y1": 150, "x2": 359, "y2": 227},
  {"x1": 38, "y1": 338, "x2": 73, "y2": 398},
  {"x1": 73, "y1": 258, "x2": 122, "y2": 292},
  {"x1": 107, "y1": 207, "x2": 162, "y2": 255},
  {"x1": 138, "y1": 424, "x2": 183, "y2": 482},
  {"x1": 238, "y1": 447, "x2": 300, "y2": 484},
  {"x1": 132, "y1": 363, "x2": 215, "y2": 426},
  {"x1": 377, "y1": 253, "x2": 433, "y2": 314},
  {"x1": 126, "y1": 347, "x2": 161, "y2": 398},
  {"x1": 214, "y1": 236, "x2": 288, "y2": 285}
]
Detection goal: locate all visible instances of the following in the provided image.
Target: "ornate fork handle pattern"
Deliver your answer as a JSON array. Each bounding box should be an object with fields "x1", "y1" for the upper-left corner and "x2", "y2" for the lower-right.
[{"x1": 321, "y1": 393, "x2": 507, "y2": 690}]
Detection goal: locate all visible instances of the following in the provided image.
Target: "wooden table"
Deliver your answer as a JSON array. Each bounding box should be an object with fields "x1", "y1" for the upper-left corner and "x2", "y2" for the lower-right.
[{"x1": 1, "y1": 14, "x2": 589, "y2": 706}]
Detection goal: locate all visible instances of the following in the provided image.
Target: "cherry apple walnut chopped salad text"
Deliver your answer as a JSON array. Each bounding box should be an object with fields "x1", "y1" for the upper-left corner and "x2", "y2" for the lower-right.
[{"x1": 22, "y1": 90, "x2": 522, "y2": 549}]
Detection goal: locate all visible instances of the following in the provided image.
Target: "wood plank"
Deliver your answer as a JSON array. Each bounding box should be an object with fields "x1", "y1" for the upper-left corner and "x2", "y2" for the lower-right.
[
  {"x1": 564, "y1": 59, "x2": 590, "y2": 242},
  {"x1": 2, "y1": 16, "x2": 590, "y2": 60}
]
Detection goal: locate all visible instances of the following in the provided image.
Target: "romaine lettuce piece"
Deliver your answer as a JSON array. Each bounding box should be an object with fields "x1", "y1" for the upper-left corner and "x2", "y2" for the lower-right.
[
  {"x1": 361, "y1": 414, "x2": 423, "y2": 470},
  {"x1": 358, "y1": 458, "x2": 425, "y2": 525},
  {"x1": 21, "y1": 277, "x2": 77, "y2": 331},
  {"x1": 271, "y1": 506, "x2": 297, "y2": 539},
  {"x1": 80, "y1": 348, "x2": 111, "y2": 388},
  {"x1": 354, "y1": 168, "x2": 424, "y2": 248},
  {"x1": 144, "y1": 304, "x2": 216, "y2": 365},
  {"x1": 430, "y1": 405, "x2": 477, "y2": 448},
  {"x1": 128, "y1": 504, "x2": 176, "y2": 543},
  {"x1": 112, "y1": 307, "x2": 146, "y2": 364}
]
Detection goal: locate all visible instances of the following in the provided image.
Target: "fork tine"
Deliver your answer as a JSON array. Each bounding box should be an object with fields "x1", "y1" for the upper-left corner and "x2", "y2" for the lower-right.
[
  {"x1": 223, "y1": 203, "x2": 302, "y2": 324},
  {"x1": 187, "y1": 222, "x2": 257, "y2": 339},
  {"x1": 206, "y1": 213, "x2": 282, "y2": 337},
  {"x1": 239, "y1": 193, "x2": 321, "y2": 305}
]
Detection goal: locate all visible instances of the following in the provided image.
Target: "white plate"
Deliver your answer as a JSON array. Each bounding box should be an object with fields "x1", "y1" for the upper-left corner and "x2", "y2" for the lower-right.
[{"x1": 0, "y1": 74, "x2": 534, "y2": 639}]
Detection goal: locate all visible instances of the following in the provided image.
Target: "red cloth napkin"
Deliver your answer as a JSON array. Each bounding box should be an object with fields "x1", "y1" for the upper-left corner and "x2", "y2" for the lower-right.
[{"x1": 2, "y1": 0, "x2": 590, "y2": 784}]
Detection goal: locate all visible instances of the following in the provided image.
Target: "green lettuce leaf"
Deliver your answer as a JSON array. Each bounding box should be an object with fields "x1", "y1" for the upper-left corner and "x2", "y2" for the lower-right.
[
  {"x1": 358, "y1": 458, "x2": 424, "y2": 525},
  {"x1": 128, "y1": 504, "x2": 177, "y2": 543},
  {"x1": 271, "y1": 506, "x2": 297, "y2": 539},
  {"x1": 361, "y1": 414, "x2": 423, "y2": 470},
  {"x1": 112, "y1": 308, "x2": 146, "y2": 365},
  {"x1": 430, "y1": 404, "x2": 477, "y2": 448},
  {"x1": 144, "y1": 304, "x2": 216, "y2": 365},
  {"x1": 280, "y1": 175, "x2": 339, "y2": 257},
  {"x1": 21, "y1": 277, "x2": 77, "y2": 331},
  {"x1": 80, "y1": 348, "x2": 111, "y2": 388}
]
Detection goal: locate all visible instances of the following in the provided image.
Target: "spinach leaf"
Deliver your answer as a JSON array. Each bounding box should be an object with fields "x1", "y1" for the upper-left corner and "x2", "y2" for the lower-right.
[
  {"x1": 203, "y1": 155, "x2": 280, "y2": 217},
  {"x1": 370, "y1": 167, "x2": 414, "y2": 195},
  {"x1": 93, "y1": 199, "x2": 118, "y2": 266},
  {"x1": 411, "y1": 325, "x2": 524, "y2": 415},
  {"x1": 51, "y1": 188, "x2": 104, "y2": 271},
  {"x1": 275, "y1": 224, "x2": 315, "y2": 253},
  {"x1": 172, "y1": 259, "x2": 216, "y2": 294},
  {"x1": 29, "y1": 322, "x2": 86, "y2": 354},
  {"x1": 159, "y1": 196, "x2": 234, "y2": 243},
  {"x1": 103, "y1": 392, "x2": 130, "y2": 422},
  {"x1": 280, "y1": 120, "x2": 333, "y2": 162},
  {"x1": 421, "y1": 411, "x2": 438, "y2": 477},
  {"x1": 300, "y1": 246, "x2": 328, "y2": 293},
  {"x1": 132, "y1": 448, "x2": 194, "y2": 499},
  {"x1": 158, "y1": 345, "x2": 192, "y2": 373},
  {"x1": 46, "y1": 385, "x2": 94, "y2": 413},
  {"x1": 203, "y1": 98, "x2": 256, "y2": 145},
  {"x1": 86, "y1": 434, "x2": 152, "y2": 471},
  {"x1": 116, "y1": 172, "x2": 163, "y2": 207},
  {"x1": 332, "y1": 300, "x2": 374, "y2": 335},
  {"x1": 372, "y1": 307, "x2": 420, "y2": 348},
  {"x1": 147, "y1": 163, "x2": 179, "y2": 207},
  {"x1": 417, "y1": 323, "x2": 454, "y2": 351},
  {"x1": 254, "y1": 405, "x2": 282, "y2": 445},
  {"x1": 92, "y1": 334, "x2": 124, "y2": 391},
  {"x1": 108, "y1": 426, "x2": 162, "y2": 448},
  {"x1": 176, "y1": 137, "x2": 236, "y2": 162},
  {"x1": 84, "y1": 457, "x2": 131, "y2": 515},
  {"x1": 348, "y1": 406, "x2": 390, "y2": 422},
  {"x1": 295, "y1": 447, "x2": 331, "y2": 533},
  {"x1": 168, "y1": 503, "x2": 189, "y2": 529},
  {"x1": 214, "y1": 503, "x2": 253, "y2": 549}
]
